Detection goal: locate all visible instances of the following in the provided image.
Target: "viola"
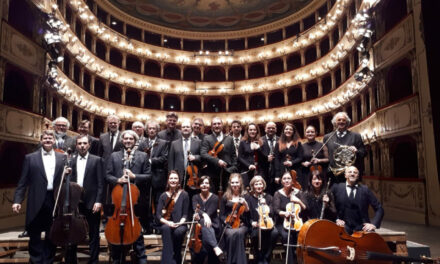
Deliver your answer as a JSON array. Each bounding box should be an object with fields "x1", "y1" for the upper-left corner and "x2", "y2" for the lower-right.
[
  {"x1": 208, "y1": 141, "x2": 224, "y2": 158},
  {"x1": 297, "y1": 219, "x2": 440, "y2": 264},
  {"x1": 225, "y1": 200, "x2": 246, "y2": 229},
  {"x1": 162, "y1": 189, "x2": 177, "y2": 221},
  {"x1": 285, "y1": 154, "x2": 302, "y2": 190},
  {"x1": 257, "y1": 195, "x2": 274, "y2": 230},
  {"x1": 105, "y1": 148, "x2": 142, "y2": 246},
  {"x1": 188, "y1": 205, "x2": 203, "y2": 254},
  {"x1": 49, "y1": 149, "x2": 88, "y2": 246},
  {"x1": 186, "y1": 151, "x2": 199, "y2": 190},
  {"x1": 283, "y1": 197, "x2": 303, "y2": 231}
]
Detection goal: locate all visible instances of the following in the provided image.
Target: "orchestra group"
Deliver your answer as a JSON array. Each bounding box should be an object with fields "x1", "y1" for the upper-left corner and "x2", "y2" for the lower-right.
[{"x1": 12, "y1": 111, "x2": 384, "y2": 264}]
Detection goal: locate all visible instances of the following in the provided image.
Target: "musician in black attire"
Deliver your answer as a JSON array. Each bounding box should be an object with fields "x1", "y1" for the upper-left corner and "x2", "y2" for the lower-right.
[
  {"x1": 323, "y1": 112, "x2": 366, "y2": 183},
  {"x1": 157, "y1": 112, "x2": 182, "y2": 145},
  {"x1": 191, "y1": 176, "x2": 225, "y2": 263},
  {"x1": 273, "y1": 172, "x2": 306, "y2": 264},
  {"x1": 156, "y1": 171, "x2": 189, "y2": 264},
  {"x1": 244, "y1": 176, "x2": 278, "y2": 264},
  {"x1": 274, "y1": 123, "x2": 303, "y2": 187},
  {"x1": 332, "y1": 166, "x2": 384, "y2": 235},
  {"x1": 70, "y1": 120, "x2": 99, "y2": 155},
  {"x1": 12, "y1": 130, "x2": 64, "y2": 264},
  {"x1": 299, "y1": 169, "x2": 336, "y2": 222},
  {"x1": 106, "y1": 130, "x2": 151, "y2": 264},
  {"x1": 237, "y1": 123, "x2": 263, "y2": 188},
  {"x1": 191, "y1": 117, "x2": 206, "y2": 141},
  {"x1": 260, "y1": 122, "x2": 278, "y2": 194},
  {"x1": 300, "y1": 125, "x2": 329, "y2": 190},
  {"x1": 219, "y1": 173, "x2": 250, "y2": 264}
]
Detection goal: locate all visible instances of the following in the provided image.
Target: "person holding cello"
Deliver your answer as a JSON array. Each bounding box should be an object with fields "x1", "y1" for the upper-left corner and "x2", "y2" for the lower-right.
[
  {"x1": 237, "y1": 123, "x2": 263, "y2": 188},
  {"x1": 274, "y1": 123, "x2": 303, "y2": 189},
  {"x1": 244, "y1": 175, "x2": 278, "y2": 264},
  {"x1": 105, "y1": 130, "x2": 151, "y2": 264},
  {"x1": 273, "y1": 171, "x2": 306, "y2": 264},
  {"x1": 191, "y1": 176, "x2": 225, "y2": 263},
  {"x1": 219, "y1": 173, "x2": 250, "y2": 264},
  {"x1": 156, "y1": 170, "x2": 190, "y2": 264}
]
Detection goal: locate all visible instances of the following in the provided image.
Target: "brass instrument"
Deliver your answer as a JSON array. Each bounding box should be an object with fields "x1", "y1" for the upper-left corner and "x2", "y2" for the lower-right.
[{"x1": 330, "y1": 142, "x2": 356, "y2": 176}]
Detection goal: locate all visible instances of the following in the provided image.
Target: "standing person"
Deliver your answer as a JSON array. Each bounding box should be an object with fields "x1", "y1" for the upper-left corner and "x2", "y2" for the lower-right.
[
  {"x1": 191, "y1": 176, "x2": 225, "y2": 264},
  {"x1": 273, "y1": 172, "x2": 306, "y2": 264},
  {"x1": 12, "y1": 130, "x2": 65, "y2": 263},
  {"x1": 237, "y1": 123, "x2": 263, "y2": 188},
  {"x1": 201, "y1": 117, "x2": 238, "y2": 193},
  {"x1": 98, "y1": 115, "x2": 123, "y2": 162},
  {"x1": 71, "y1": 120, "x2": 99, "y2": 156},
  {"x1": 332, "y1": 166, "x2": 384, "y2": 235},
  {"x1": 191, "y1": 117, "x2": 206, "y2": 141},
  {"x1": 65, "y1": 135, "x2": 104, "y2": 264},
  {"x1": 105, "y1": 130, "x2": 151, "y2": 264},
  {"x1": 299, "y1": 125, "x2": 329, "y2": 190},
  {"x1": 132, "y1": 121, "x2": 147, "y2": 147},
  {"x1": 52, "y1": 117, "x2": 74, "y2": 152},
  {"x1": 299, "y1": 168, "x2": 336, "y2": 222},
  {"x1": 274, "y1": 123, "x2": 303, "y2": 188},
  {"x1": 230, "y1": 120, "x2": 243, "y2": 157},
  {"x1": 323, "y1": 112, "x2": 366, "y2": 183},
  {"x1": 260, "y1": 122, "x2": 278, "y2": 194},
  {"x1": 219, "y1": 173, "x2": 250, "y2": 264},
  {"x1": 156, "y1": 171, "x2": 189, "y2": 264},
  {"x1": 157, "y1": 112, "x2": 182, "y2": 145},
  {"x1": 244, "y1": 175, "x2": 278, "y2": 264}
]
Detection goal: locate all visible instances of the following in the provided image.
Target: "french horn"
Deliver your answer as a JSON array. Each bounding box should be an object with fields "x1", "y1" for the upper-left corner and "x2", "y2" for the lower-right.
[{"x1": 330, "y1": 145, "x2": 356, "y2": 176}]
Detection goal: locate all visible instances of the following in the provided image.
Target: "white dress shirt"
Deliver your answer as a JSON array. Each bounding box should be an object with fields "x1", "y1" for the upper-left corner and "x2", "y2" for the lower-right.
[
  {"x1": 76, "y1": 153, "x2": 89, "y2": 187},
  {"x1": 346, "y1": 182, "x2": 358, "y2": 198},
  {"x1": 41, "y1": 149, "x2": 56, "y2": 190}
]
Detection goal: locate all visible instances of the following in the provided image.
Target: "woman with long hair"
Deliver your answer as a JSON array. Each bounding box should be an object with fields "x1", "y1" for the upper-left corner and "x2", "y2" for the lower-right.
[
  {"x1": 156, "y1": 170, "x2": 189, "y2": 264},
  {"x1": 237, "y1": 123, "x2": 263, "y2": 187},
  {"x1": 219, "y1": 173, "x2": 250, "y2": 264}
]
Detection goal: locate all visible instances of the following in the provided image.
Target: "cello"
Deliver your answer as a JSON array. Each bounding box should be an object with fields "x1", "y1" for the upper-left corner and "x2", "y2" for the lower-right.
[
  {"x1": 49, "y1": 148, "x2": 88, "y2": 246},
  {"x1": 105, "y1": 148, "x2": 142, "y2": 248}
]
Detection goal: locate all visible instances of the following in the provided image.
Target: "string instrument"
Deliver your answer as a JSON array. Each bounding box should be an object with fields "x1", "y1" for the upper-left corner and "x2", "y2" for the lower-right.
[
  {"x1": 296, "y1": 219, "x2": 440, "y2": 264},
  {"x1": 161, "y1": 189, "x2": 177, "y2": 221},
  {"x1": 208, "y1": 141, "x2": 224, "y2": 158},
  {"x1": 257, "y1": 194, "x2": 274, "y2": 251},
  {"x1": 283, "y1": 199, "x2": 303, "y2": 231},
  {"x1": 225, "y1": 199, "x2": 246, "y2": 229},
  {"x1": 285, "y1": 154, "x2": 302, "y2": 190},
  {"x1": 186, "y1": 151, "x2": 199, "y2": 190},
  {"x1": 105, "y1": 148, "x2": 142, "y2": 247},
  {"x1": 188, "y1": 205, "x2": 203, "y2": 255},
  {"x1": 49, "y1": 149, "x2": 88, "y2": 246}
]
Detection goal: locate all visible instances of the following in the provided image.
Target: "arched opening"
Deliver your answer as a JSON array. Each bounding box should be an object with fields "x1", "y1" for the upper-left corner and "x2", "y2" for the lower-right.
[
  {"x1": 108, "y1": 84, "x2": 121, "y2": 103},
  {"x1": 269, "y1": 91, "x2": 284, "y2": 108},
  {"x1": 229, "y1": 96, "x2": 246, "y2": 112},
  {"x1": 228, "y1": 66, "x2": 245, "y2": 81},
  {"x1": 249, "y1": 63, "x2": 265, "y2": 79},
  {"x1": 126, "y1": 89, "x2": 140, "y2": 107},
  {"x1": 95, "y1": 40, "x2": 106, "y2": 61},
  {"x1": 287, "y1": 54, "x2": 301, "y2": 71},
  {"x1": 183, "y1": 67, "x2": 201, "y2": 81},
  {"x1": 145, "y1": 60, "x2": 161, "y2": 77},
  {"x1": 109, "y1": 49, "x2": 122, "y2": 68},
  {"x1": 144, "y1": 93, "x2": 161, "y2": 110},
  {"x1": 126, "y1": 55, "x2": 141, "y2": 74},
  {"x1": 391, "y1": 136, "x2": 418, "y2": 178},
  {"x1": 205, "y1": 67, "x2": 226, "y2": 82},
  {"x1": 8, "y1": 0, "x2": 35, "y2": 38},
  {"x1": 204, "y1": 97, "x2": 225, "y2": 113},
  {"x1": 164, "y1": 95, "x2": 180, "y2": 111},
  {"x1": 164, "y1": 63, "x2": 181, "y2": 80},
  {"x1": 93, "y1": 117, "x2": 105, "y2": 137},
  {"x1": 288, "y1": 87, "x2": 302, "y2": 105},
  {"x1": 383, "y1": 0, "x2": 407, "y2": 32},
  {"x1": 306, "y1": 82, "x2": 318, "y2": 100},
  {"x1": 305, "y1": 46, "x2": 317, "y2": 64},
  {"x1": 387, "y1": 59, "x2": 413, "y2": 103},
  {"x1": 184, "y1": 96, "x2": 201, "y2": 112},
  {"x1": 249, "y1": 94, "x2": 265, "y2": 110},
  {"x1": 3, "y1": 64, "x2": 33, "y2": 111},
  {"x1": 94, "y1": 78, "x2": 105, "y2": 98},
  {"x1": 268, "y1": 58, "x2": 284, "y2": 75}
]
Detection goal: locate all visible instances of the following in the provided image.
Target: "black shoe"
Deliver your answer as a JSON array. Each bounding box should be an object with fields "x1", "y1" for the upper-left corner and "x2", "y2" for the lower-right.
[{"x1": 18, "y1": 231, "x2": 28, "y2": 238}]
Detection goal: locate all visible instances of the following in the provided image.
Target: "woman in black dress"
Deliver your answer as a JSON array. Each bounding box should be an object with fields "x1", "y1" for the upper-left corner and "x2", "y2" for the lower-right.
[
  {"x1": 299, "y1": 168, "x2": 336, "y2": 221},
  {"x1": 274, "y1": 123, "x2": 303, "y2": 188},
  {"x1": 156, "y1": 170, "x2": 189, "y2": 264},
  {"x1": 244, "y1": 175, "x2": 278, "y2": 264},
  {"x1": 273, "y1": 172, "x2": 306, "y2": 264},
  {"x1": 237, "y1": 123, "x2": 263, "y2": 187},
  {"x1": 191, "y1": 176, "x2": 225, "y2": 263},
  {"x1": 220, "y1": 173, "x2": 250, "y2": 264},
  {"x1": 300, "y1": 125, "x2": 329, "y2": 190}
]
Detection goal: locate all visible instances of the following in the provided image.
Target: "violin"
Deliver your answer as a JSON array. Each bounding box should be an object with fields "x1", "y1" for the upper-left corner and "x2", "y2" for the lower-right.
[
  {"x1": 283, "y1": 192, "x2": 303, "y2": 231},
  {"x1": 257, "y1": 194, "x2": 274, "y2": 230},
  {"x1": 225, "y1": 199, "x2": 246, "y2": 229},
  {"x1": 297, "y1": 219, "x2": 440, "y2": 264},
  {"x1": 188, "y1": 205, "x2": 202, "y2": 254},
  {"x1": 49, "y1": 149, "x2": 88, "y2": 246},
  {"x1": 186, "y1": 151, "x2": 199, "y2": 190},
  {"x1": 285, "y1": 154, "x2": 302, "y2": 190},
  {"x1": 209, "y1": 141, "x2": 224, "y2": 158},
  {"x1": 105, "y1": 148, "x2": 142, "y2": 246},
  {"x1": 162, "y1": 189, "x2": 177, "y2": 221}
]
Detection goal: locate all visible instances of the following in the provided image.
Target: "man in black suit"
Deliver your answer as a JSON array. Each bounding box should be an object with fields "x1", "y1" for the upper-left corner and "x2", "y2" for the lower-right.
[
  {"x1": 201, "y1": 117, "x2": 238, "y2": 192},
  {"x1": 332, "y1": 166, "x2": 384, "y2": 235},
  {"x1": 191, "y1": 117, "x2": 205, "y2": 141},
  {"x1": 132, "y1": 121, "x2": 147, "y2": 148},
  {"x1": 260, "y1": 121, "x2": 278, "y2": 194},
  {"x1": 65, "y1": 135, "x2": 104, "y2": 264},
  {"x1": 69, "y1": 120, "x2": 99, "y2": 156},
  {"x1": 231, "y1": 120, "x2": 243, "y2": 157},
  {"x1": 12, "y1": 130, "x2": 65, "y2": 263},
  {"x1": 323, "y1": 112, "x2": 366, "y2": 183},
  {"x1": 157, "y1": 112, "x2": 181, "y2": 145},
  {"x1": 168, "y1": 120, "x2": 202, "y2": 185},
  {"x1": 106, "y1": 130, "x2": 151, "y2": 264},
  {"x1": 98, "y1": 114, "x2": 123, "y2": 162}
]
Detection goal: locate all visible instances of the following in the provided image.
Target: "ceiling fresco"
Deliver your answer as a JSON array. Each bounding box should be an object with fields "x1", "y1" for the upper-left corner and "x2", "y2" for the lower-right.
[{"x1": 108, "y1": 0, "x2": 313, "y2": 32}]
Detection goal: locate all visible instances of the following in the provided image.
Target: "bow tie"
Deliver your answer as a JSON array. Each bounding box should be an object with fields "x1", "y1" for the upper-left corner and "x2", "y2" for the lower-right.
[
  {"x1": 79, "y1": 156, "x2": 87, "y2": 160},
  {"x1": 43, "y1": 151, "x2": 52, "y2": 156}
]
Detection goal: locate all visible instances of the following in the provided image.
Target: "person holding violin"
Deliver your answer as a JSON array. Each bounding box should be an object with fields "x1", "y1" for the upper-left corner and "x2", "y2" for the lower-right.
[
  {"x1": 106, "y1": 130, "x2": 151, "y2": 264},
  {"x1": 156, "y1": 170, "x2": 190, "y2": 264},
  {"x1": 219, "y1": 173, "x2": 250, "y2": 264},
  {"x1": 299, "y1": 167, "x2": 336, "y2": 222},
  {"x1": 201, "y1": 117, "x2": 238, "y2": 193},
  {"x1": 274, "y1": 123, "x2": 303, "y2": 189},
  {"x1": 191, "y1": 176, "x2": 225, "y2": 263},
  {"x1": 237, "y1": 123, "x2": 263, "y2": 188},
  {"x1": 12, "y1": 130, "x2": 65, "y2": 263},
  {"x1": 273, "y1": 171, "x2": 306, "y2": 264},
  {"x1": 299, "y1": 125, "x2": 329, "y2": 190},
  {"x1": 244, "y1": 175, "x2": 278, "y2": 264}
]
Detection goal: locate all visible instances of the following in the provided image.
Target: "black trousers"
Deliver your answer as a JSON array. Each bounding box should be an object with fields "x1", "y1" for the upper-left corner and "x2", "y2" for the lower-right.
[
  {"x1": 277, "y1": 225, "x2": 298, "y2": 264},
  {"x1": 160, "y1": 224, "x2": 187, "y2": 264},
  {"x1": 110, "y1": 234, "x2": 146, "y2": 264},
  {"x1": 28, "y1": 191, "x2": 56, "y2": 264},
  {"x1": 250, "y1": 227, "x2": 279, "y2": 264}
]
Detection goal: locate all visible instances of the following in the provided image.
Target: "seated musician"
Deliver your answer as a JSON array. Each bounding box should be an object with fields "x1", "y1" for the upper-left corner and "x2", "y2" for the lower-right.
[
  {"x1": 105, "y1": 130, "x2": 151, "y2": 264},
  {"x1": 237, "y1": 123, "x2": 263, "y2": 188},
  {"x1": 191, "y1": 176, "x2": 225, "y2": 263},
  {"x1": 219, "y1": 173, "x2": 250, "y2": 264},
  {"x1": 299, "y1": 168, "x2": 336, "y2": 222},
  {"x1": 273, "y1": 172, "x2": 306, "y2": 264},
  {"x1": 332, "y1": 166, "x2": 384, "y2": 234},
  {"x1": 156, "y1": 170, "x2": 190, "y2": 264},
  {"x1": 244, "y1": 175, "x2": 278, "y2": 264}
]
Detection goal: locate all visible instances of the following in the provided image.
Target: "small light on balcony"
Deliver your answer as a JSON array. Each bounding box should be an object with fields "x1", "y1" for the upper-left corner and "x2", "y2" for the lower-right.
[{"x1": 111, "y1": 21, "x2": 117, "y2": 25}]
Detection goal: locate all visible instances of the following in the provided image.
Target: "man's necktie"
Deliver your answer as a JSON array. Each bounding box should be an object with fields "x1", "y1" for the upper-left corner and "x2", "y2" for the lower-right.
[
  {"x1": 110, "y1": 133, "x2": 115, "y2": 150},
  {"x1": 349, "y1": 185, "x2": 356, "y2": 200},
  {"x1": 184, "y1": 138, "x2": 189, "y2": 168}
]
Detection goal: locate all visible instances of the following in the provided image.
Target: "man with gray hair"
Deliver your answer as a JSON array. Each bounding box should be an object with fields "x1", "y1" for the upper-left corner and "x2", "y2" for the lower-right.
[
  {"x1": 132, "y1": 121, "x2": 146, "y2": 147},
  {"x1": 98, "y1": 115, "x2": 123, "y2": 162},
  {"x1": 323, "y1": 112, "x2": 366, "y2": 183},
  {"x1": 52, "y1": 116, "x2": 74, "y2": 152}
]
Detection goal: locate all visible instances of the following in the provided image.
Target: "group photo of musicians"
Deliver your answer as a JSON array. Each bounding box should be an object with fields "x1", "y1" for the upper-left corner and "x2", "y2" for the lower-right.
[{"x1": 11, "y1": 111, "x2": 384, "y2": 264}]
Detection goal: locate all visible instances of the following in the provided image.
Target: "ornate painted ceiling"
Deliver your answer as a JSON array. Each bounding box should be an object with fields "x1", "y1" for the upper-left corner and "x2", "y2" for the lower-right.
[{"x1": 108, "y1": 0, "x2": 313, "y2": 32}]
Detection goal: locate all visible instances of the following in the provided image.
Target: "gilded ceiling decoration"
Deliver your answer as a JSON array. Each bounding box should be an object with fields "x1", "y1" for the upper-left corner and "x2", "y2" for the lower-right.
[{"x1": 108, "y1": 0, "x2": 313, "y2": 32}]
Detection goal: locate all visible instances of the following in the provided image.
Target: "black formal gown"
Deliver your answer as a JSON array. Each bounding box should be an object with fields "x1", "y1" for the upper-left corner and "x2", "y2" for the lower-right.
[
  {"x1": 298, "y1": 190, "x2": 336, "y2": 222},
  {"x1": 237, "y1": 140, "x2": 264, "y2": 187},
  {"x1": 274, "y1": 142, "x2": 303, "y2": 180},
  {"x1": 299, "y1": 141, "x2": 329, "y2": 190}
]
